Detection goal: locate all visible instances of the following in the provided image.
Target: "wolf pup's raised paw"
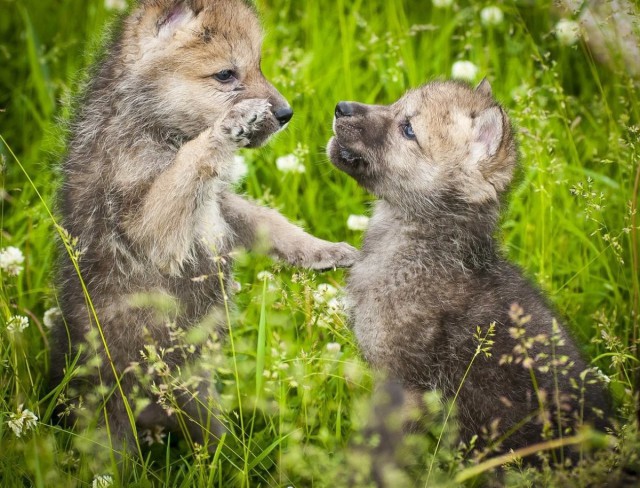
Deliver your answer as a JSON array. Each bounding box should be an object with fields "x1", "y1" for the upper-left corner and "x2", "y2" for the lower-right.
[
  {"x1": 284, "y1": 241, "x2": 360, "y2": 270},
  {"x1": 221, "y1": 98, "x2": 272, "y2": 147},
  {"x1": 310, "y1": 241, "x2": 360, "y2": 270}
]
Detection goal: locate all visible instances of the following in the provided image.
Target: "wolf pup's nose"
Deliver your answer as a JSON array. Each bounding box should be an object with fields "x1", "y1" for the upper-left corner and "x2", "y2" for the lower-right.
[
  {"x1": 274, "y1": 107, "x2": 294, "y2": 126},
  {"x1": 335, "y1": 102, "x2": 354, "y2": 118}
]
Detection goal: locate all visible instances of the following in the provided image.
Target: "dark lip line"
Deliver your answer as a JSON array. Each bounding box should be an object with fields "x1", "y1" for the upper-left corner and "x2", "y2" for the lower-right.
[{"x1": 333, "y1": 137, "x2": 365, "y2": 164}]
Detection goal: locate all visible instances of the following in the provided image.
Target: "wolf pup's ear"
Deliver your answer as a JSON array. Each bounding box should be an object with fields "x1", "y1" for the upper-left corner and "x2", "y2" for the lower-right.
[
  {"x1": 155, "y1": 2, "x2": 196, "y2": 38},
  {"x1": 141, "y1": 0, "x2": 196, "y2": 39},
  {"x1": 471, "y1": 106, "x2": 503, "y2": 164},
  {"x1": 475, "y1": 78, "x2": 493, "y2": 97}
]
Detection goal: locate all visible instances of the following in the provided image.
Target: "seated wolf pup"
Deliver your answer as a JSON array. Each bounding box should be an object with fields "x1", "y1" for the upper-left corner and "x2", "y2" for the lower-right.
[
  {"x1": 52, "y1": 0, "x2": 357, "y2": 452},
  {"x1": 327, "y1": 79, "x2": 610, "y2": 459}
]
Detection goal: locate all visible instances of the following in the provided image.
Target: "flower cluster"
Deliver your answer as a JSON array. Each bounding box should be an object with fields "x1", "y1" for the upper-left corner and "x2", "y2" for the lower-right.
[
  {"x1": 257, "y1": 270, "x2": 275, "y2": 282},
  {"x1": 346, "y1": 214, "x2": 370, "y2": 231},
  {"x1": 555, "y1": 19, "x2": 581, "y2": 46},
  {"x1": 92, "y1": 475, "x2": 114, "y2": 488},
  {"x1": 480, "y1": 6, "x2": 503, "y2": 27},
  {"x1": 43, "y1": 307, "x2": 61, "y2": 329},
  {"x1": 7, "y1": 315, "x2": 29, "y2": 334},
  {"x1": 432, "y1": 0, "x2": 454, "y2": 8},
  {"x1": 451, "y1": 60, "x2": 479, "y2": 81},
  {"x1": 104, "y1": 0, "x2": 126, "y2": 11},
  {"x1": 276, "y1": 154, "x2": 306, "y2": 174},
  {"x1": 0, "y1": 246, "x2": 24, "y2": 276},
  {"x1": 326, "y1": 342, "x2": 341, "y2": 354},
  {"x1": 230, "y1": 154, "x2": 249, "y2": 182},
  {"x1": 7, "y1": 405, "x2": 38, "y2": 438}
]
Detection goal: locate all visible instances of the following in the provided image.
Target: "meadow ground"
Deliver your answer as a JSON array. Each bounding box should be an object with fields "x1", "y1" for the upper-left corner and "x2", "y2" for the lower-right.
[{"x1": 1, "y1": 0, "x2": 639, "y2": 486}]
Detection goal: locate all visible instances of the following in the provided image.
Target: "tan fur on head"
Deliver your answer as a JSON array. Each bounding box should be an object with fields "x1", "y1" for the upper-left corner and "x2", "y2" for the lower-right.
[{"x1": 116, "y1": 0, "x2": 280, "y2": 143}]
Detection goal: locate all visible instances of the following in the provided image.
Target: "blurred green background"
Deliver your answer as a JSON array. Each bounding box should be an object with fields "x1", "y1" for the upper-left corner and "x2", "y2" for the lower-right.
[{"x1": 1, "y1": 0, "x2": 638, "y2": 486}]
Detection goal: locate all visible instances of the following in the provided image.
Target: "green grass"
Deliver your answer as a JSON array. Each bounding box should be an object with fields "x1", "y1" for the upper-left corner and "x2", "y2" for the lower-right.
[{"x1": 1, "y1": 0, "x2": 639, "y2": 486}]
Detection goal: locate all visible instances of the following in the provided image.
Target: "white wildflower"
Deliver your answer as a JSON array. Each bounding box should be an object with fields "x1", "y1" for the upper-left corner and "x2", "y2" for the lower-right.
[
  {"x1": 589, "y1": 367, "x2": 611, "y2": 385},
  {"x1": 276, "y1": 154, "x2": 306, "y2": 174},
  {"x1": 43, "y1": 307, "x2": 61, "y2": 329},
  {"x1": 7, "y1": 405, "x2": 38, "y2": 438},
  {"x1": 104, "y1": 0, "x2": 127, "y2": 11},
  {"x1": 480, "y1": 6, "x2": 503, "y2": 26},
  {"x1": 92, "y1": 474, "x2": 114, "y2": 488},
  {"x1": 432, "y1": 0, "x2": 454, "y2": 8},
  {"x1": 0, "y1": 246, "x2": 25, "y2": 276},
  {"x1": 327, "y1": 297, "x2": 344, "y2": 313},
  {"x1": 257, "y1": 271, "x2": 274, "y2": 282},
  {"x1": 313, "y1": 283, "x2": 339, "y2": 304},
  {"x1": 229, "y1": 154, "x2": 249, "y2": 182},
  {"x1": 142, "y1": 426, "x2": 166, "y2": 446},
  {"x1": 595, "y1": 368, "x2": 611, "y2": 384},
  {"x1": 451, "y1": 60, "x2": 479, "y2": 81},
  {"x1": 7, "y1": 315, "x2": 29, "y2": 333},
  {"x1": 326, "y1": 342, "x2": 341, "y2": 353},
  {"x1": 316, "y1": 316, "x2": 331, "y2": 328},
  {"x1": 346, "y1": 214, "x2": 370, "y2": 231},
  {"x1": 555, "y1": 19, "x2": 580, "y2": 46}
]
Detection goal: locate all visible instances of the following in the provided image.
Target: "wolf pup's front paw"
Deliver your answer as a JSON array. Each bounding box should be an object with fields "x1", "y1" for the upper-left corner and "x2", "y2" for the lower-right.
[
  {"x1": 222, "y1": 99, "x2": 271, "y2": 147},
  {"x1": 307, "y1": 242, "x2": 360, "y2": 270}
]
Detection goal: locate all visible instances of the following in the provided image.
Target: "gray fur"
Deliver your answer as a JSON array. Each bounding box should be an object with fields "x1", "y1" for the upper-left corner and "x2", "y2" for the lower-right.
[
  {"x1": 328, "y1": 80, "x2": 610, "y2": 458},
  {"x1": 52, "y1": 0, "x2": 357, "y2": 450}
]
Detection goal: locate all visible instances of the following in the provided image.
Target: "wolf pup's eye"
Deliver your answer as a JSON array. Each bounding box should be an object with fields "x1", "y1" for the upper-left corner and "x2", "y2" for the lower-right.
[
  {"x1": 402, "y1": 122, "x2": 416, "y2": 140},
  {"x1": 213, "y1": 70, "x2": 236, "y2": 83}
]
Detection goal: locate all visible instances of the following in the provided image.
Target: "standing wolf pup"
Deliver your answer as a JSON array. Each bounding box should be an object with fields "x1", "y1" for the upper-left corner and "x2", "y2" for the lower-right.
[
  {"x1": 53, "y1": 0, "x2": 357, "y2": 451},
  {"x1": 328, "y1": 80, "x2": 610, "y2": 459}
]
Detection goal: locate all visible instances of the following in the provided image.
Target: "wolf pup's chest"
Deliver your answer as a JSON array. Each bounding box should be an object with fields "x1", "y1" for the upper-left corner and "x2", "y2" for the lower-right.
[{"x1": 346, "y1": 215, "x2": 408, "y2": 363}]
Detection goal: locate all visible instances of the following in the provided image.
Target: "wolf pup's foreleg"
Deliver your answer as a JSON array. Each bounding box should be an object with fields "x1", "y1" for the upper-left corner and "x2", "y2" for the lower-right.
[
  {"x1": 220, "y1": 192, "x2": 359, "y2": 270},
  {"x1": 121, "y1": 99, "x2": 271, "y2": 275}
]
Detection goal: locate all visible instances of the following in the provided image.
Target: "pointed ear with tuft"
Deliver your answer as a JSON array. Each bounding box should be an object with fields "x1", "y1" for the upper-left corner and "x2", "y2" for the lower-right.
[
  {"x1": 475, "y1": 78, "x2": 493, "y2": 97},
  {"x1": 471, "y1": 106, "x2": 503, "y2": 163}
]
